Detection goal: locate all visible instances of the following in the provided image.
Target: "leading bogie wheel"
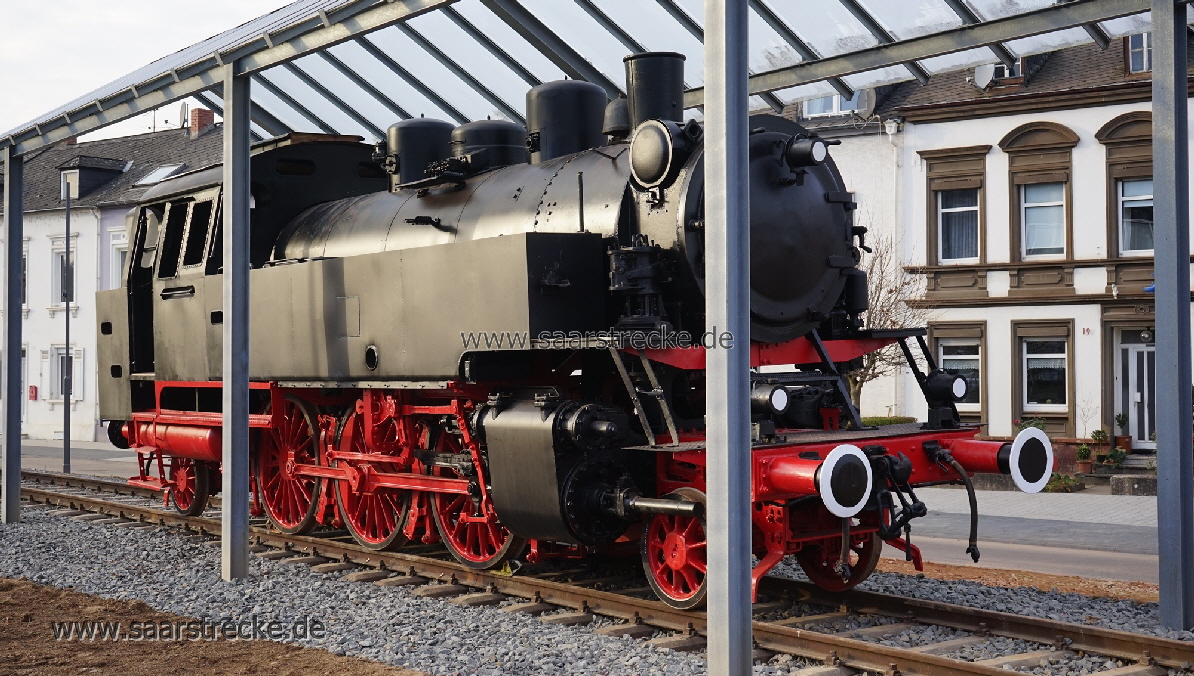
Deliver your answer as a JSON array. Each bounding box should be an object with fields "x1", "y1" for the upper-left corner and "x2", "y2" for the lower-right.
[
  {"x1": 255, "y1": 395, "x2": 323, "y2": 535},
  {"x1": 641, "y1": 487, "x2": 707, "y2": 610},
  {"x1": 794, "y1": 527, "x2": 882, "y2": 593},
  {"x1": 168, "y1": 456, "x2": 210, "y2": 516}
]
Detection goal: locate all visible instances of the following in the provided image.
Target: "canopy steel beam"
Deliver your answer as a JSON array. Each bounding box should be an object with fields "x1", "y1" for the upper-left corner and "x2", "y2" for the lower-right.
[
  {"x1": 1, "y1": 147, "x2": 22, "y2": 524},
  {"x1": 210, "y1": 83, "x2": 294, "y2": 136},
  {"x1": 573, "y1": 0, "x2": 644, "y2": 54},
  {"x1": 837, "y1": 0, "x2": 931, "y2": 84},
  {"x1": 940, "y1": 0, "x2": 1019, "y2": 69},
  {"x1": 1152, "y1": 0, "x2": 1194, "y2": 631},
  {"x1": 748, "y1": 0, "x2": 854, "y2": 99},
  {"x1": 441, "y1": 6, "x2": 541, "y2": 88},
  {"x1": 355, "y1": 35, "x2": 469, "y2": 125},
  {"x1": 317, "y1": 50, "x2": 413, "y2": 122},
  {"x1": 220, "y1": 65, "x2": 251, "y2": 582},
  {"x1": 683, "y1": 0, "x2": 1149, "y2": 106},
  {"x1": 703, "y1": 0, "x2": 753, "y2": 673},
  {"x1": 252, "y1": 73, "x2": 339, "y2": 135},
  {"x1": 1, "y1": 0, "x2": 458, "y2": 155},
  {"x1": 479, "y1": 0, "x2": 622, "y2": 98},
  {"x1": 394, "y1": 23, "x2": 525, "y2": 124},
  {"x1": 650, "y1": 0, "x2": 784, "y2": 113},
  {"x1": 282, "y1": 61, "x2": 386, "y2": 139},
  {"x1": 1082, "y1": 22, "x2": 1112, "y2": 50},
  {"x1": 189, "y1": 91, "x2": 267, "y2": 141}
]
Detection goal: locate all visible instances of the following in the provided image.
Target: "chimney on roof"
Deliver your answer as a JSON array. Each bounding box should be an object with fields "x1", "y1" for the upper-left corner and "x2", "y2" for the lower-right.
[{"x1": 190, "y1": 108, "x2": 216, "y2": 138}]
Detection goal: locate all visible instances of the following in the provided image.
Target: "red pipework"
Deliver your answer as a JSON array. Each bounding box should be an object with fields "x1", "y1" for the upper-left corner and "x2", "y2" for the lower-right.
[
  {"x1": 633, "y1": 336, "x2": 900, "y2": 370},
  {"x1": 135, "y1": 423, "x2": 222, "y2": 463},
  {"x1": 942, "y1": 438, "x2": 1010, "y2": 475},
  {"x1": 764, "y1": 456, "x2": 823, "y2": 496}
]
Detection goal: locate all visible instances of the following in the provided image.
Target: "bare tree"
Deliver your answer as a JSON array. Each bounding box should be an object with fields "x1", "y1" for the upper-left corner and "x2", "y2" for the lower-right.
[{"x1": 844, "y1": 231, "x2": 934, "y2": 408}]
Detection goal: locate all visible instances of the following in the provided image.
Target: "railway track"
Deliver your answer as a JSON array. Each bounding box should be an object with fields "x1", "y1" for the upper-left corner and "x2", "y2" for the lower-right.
[{"x1": 11, "y1": 469, "x2": 1190, "y2": 676}]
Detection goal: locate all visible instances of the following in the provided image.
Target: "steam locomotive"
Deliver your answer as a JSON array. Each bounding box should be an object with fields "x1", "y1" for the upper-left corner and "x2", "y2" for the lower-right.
[{"x1": 96, "y1": 52, "x2": 1053, "y2": 608}]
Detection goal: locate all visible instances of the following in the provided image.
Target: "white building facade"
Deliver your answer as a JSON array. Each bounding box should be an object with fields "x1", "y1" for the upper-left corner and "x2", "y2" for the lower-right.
[
  {"x1": 797, "y1": 36, "x2": 1179, "y2": 449},
  {"x1": 1, "y1": 113, "x2": 222, "y2": 440}
]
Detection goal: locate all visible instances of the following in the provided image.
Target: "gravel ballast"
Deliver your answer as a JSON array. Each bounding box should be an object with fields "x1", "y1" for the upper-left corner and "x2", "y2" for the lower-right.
[
  {"x1": 4, "y1": 503, "x2": 1192, "y2": 675},
  {"x1": 1, "y1": 505, "x2": 799, "y2": 675},
  {"x1": 769, "y1": 558, "x2": 1194, "y2": 642}
]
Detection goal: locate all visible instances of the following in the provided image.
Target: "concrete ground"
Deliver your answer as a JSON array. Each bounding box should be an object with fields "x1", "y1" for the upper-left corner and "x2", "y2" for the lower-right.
[
  {"x1": 19, "y1": 438, "x2": 134, "y2": 477},
  {"x1": 896, "y1": 487, "x2": 1158, "y2": 584}
]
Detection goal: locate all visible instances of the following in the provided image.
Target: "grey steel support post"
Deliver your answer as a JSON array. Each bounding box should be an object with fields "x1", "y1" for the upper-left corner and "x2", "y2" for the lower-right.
[
  {"x1": 63, "y1": 187, "x2": 71, "y2": 473},
  {"x1": 2, "y1": 147, "x2": 23, "y2": 523},
  {"x1": 221, "y1": 65, "x2": 251, "y2": 581},
  {"x1": 703, "y1": 0, "x2": 753, "y2": 673},
  {"x1": 1152, "y1": 0, "x2": 1194, "y2": 630}
]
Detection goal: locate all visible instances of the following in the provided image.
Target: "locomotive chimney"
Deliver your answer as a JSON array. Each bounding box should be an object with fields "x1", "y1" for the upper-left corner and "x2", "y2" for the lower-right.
[
  {"x1": 526, "y1": 81, "x2": 608, "y2": 164},
  {"x1": 385, "y1": 118, "x2": 454, "y2": 189},
  {"x1": 623, "y1": 52, "x2": 686, "y2": 130}
]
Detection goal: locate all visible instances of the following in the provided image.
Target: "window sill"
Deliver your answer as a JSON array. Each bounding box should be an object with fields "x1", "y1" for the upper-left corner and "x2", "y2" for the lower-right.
[
  {"x1": 1023, "y1": 407, "x2": 1069, "y2": 415},
  {"x1": 938, "y1": 258, "x2": 981, "y2": 266},
  {"x1": 45, "y1": 399, "x2": 82, "y2": 411},
  {"x1": 47, "y1": 305, "x2": 80, "y2": 319}
]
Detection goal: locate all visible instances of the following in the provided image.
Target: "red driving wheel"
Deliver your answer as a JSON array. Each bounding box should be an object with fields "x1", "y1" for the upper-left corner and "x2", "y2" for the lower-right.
[
  {"x1": 429, "y1": 427, "x2": 524, "y2": 569},
  {"x1": 256, "y1": 395, "x2": 322, "y2": 535},
  {"x1": 641, "y1": 487, "x2": 707, "y2": 609},
  {"x1": 167, "y1": 456, "x2": 209, "y2": 516},
  {"x1": 795, "y1": 528, "x2": 882, "y2": 592},
  {"x1": 333, "y1": 409, "x2": 410, "y2": 550}
]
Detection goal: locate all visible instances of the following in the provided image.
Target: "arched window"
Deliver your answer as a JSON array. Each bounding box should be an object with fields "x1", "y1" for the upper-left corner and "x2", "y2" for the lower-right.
[
  {"x1": 998, "y1": 122, "x2": 1080, "y2": 262},
  {"x1": 1095, "y1": 112, "x2": 1152, "y2": 257}
]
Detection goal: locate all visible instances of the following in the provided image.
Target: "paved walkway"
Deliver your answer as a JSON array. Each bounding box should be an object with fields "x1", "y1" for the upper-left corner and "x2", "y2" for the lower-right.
[
  {"x1": 19, "y1": 439, "x2": 134, "y2": 477},
  {"x1": 916, "y1": 487, "x2": 1157, "y2": 528}
]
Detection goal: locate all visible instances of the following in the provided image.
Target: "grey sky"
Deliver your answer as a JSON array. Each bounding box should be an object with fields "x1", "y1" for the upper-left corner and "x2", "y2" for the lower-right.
[{"x1": 0, "y1": 0, "x2": 291, "y2": 140}]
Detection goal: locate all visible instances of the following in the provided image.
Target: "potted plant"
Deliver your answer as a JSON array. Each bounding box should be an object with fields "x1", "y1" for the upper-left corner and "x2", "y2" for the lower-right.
[
  {"x1": 1075, "y1": 443, "x2": 1093, "y2": 474},
  {"x1": 1114, "y1": 412, "x2": 1132, "y2": 453},
  {"x1": 1104, "y1": 446, "x2": 1128, "y2": 468},
  {"x1": 1090, "y1": 429, "x2": 1109, "y2": 461}
]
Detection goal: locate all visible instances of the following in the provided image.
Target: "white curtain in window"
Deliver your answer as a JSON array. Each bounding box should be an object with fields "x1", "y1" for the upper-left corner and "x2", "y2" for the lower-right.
[
  {"x1": 1023, "y1": 183, "x2": 1064, "y2": 256},
  {"x1": 941, "y1": 210, "x2": 978, "y2": 260}
]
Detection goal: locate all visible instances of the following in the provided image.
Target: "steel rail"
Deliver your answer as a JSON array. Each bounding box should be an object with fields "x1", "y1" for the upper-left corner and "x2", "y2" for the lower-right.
[{"x1": 13, "y1": 475, "x2": 1191, "y2": 674}]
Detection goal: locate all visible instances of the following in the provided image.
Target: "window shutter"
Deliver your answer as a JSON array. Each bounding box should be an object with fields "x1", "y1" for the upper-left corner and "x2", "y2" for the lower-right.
[
  {"x1": 929, "y1": 176, "x2": 982, "y2": 191},
  {"x1": 932, "y1": 325, "x2": 984, "y2": 339},
  {"x1": 39, "y1": 351, "x2": 49, "y2": 399},
  {"x1": 1013, "y1": 171, "x2": 1069, "y2": 185},
  {"x1": 72, "y1": 349, "x2": 84, "y2": 402},
  {"x1": 1111, "y1": 164, "x2": 1152, "y2": 179},
  {"x1": 1016, "y1": 324, "x2": 1071, "y2": 338}
]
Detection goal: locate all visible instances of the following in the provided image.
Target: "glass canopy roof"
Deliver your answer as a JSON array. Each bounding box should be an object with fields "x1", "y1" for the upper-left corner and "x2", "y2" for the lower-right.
[{"x1": 0, "y1": 0, "x2": 1176, "y2": 149}]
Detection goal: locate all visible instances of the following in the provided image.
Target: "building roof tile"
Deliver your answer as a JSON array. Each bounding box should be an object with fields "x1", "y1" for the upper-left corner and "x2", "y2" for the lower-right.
[{"x1": 1, "y1": 125, "x2": 223, "y2": 214}]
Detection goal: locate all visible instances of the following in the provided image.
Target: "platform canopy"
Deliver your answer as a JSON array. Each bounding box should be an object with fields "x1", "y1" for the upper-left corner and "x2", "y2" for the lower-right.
[{"x1": 0, "y1": 0, "x2": 1175, "y2": 154}]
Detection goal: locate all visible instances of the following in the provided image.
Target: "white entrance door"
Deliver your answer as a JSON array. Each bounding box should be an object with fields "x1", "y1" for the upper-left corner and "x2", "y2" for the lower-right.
[{"x1": 1120, "y1": 339, "x2": 1155, "y2": 449}]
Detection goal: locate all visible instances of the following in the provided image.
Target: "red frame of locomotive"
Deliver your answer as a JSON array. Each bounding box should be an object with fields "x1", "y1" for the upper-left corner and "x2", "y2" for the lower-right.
[{"x1": 122, "y1": 333, "x2": 1005, "y2": 600}]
